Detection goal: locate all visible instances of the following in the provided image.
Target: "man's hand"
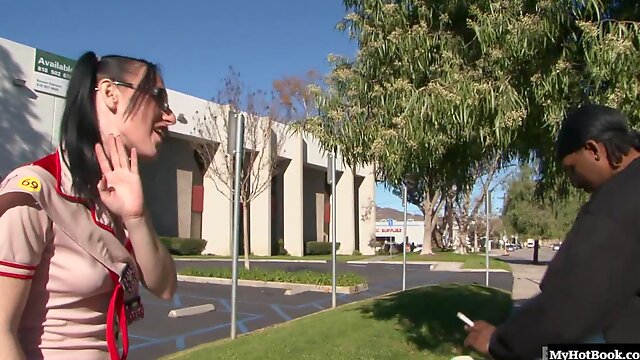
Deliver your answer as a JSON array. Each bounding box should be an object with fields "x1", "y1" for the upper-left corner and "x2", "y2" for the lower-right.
[{"x1": 464, "y1": 320, "x2": 496, "y2": 356}]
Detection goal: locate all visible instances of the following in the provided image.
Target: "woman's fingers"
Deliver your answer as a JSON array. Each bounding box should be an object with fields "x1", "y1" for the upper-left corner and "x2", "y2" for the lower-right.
[{"x1": 96, "y1": 134, "x2": 135, "y2": 175}]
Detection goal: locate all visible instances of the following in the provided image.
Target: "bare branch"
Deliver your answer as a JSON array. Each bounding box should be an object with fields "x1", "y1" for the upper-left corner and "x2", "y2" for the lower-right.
[{"x1": 195, "y1": 69, "x2": 291, "y2": 209}]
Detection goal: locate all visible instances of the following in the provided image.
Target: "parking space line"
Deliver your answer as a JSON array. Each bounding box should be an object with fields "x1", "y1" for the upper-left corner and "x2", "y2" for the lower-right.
[
  {"x1": 173, "y1": 294, "x2": 183, "y2": 307},
  {"x1": 130, "y1": 314, "x2": 263, "y2": 351},
  {"x1": 270, "y1": 304, "x2": 292, "y2": 321},
  {"x1": 176, "y1": 336, "x2": 186, "y2": 350},
  {"x1": 219, "y1": 298, "x2": 231, "y2": 312},
  {"x1": 237, "y1": 320, "x2": 249, "y2": 334},
  {"x1": 130, "y1": 334, "x2": 157, "y2": 341},
  {"x1": 175, "y1": 272, "x2": 430, "y2": 316}
]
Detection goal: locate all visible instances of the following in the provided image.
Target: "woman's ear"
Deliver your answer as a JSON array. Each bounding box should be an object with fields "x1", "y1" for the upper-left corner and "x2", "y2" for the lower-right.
[{"x1": 95, "y1": 79, "x2": 119, "y2": 114}]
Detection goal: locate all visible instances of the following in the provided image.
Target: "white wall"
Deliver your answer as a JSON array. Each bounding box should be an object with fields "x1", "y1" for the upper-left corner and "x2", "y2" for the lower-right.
[
  {"x1": 0, "y1": 37, "x2": 60, "y2": 175},
  {"x1": 375, "y1": 221, "x2": 426, "y2": 246}
]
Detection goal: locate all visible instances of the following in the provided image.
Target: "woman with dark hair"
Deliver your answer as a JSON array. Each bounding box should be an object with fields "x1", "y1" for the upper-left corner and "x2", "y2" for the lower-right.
[
  {"x1": 464, "y1": 104, "x2": 640, "y2": 359},
  {"x1": 0, "y1": 51, "x2": 177, "y2": 359}
]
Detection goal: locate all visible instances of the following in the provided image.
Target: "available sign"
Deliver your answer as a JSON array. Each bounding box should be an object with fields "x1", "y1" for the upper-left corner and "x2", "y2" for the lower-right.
[{"x1": 34, "y1": 49, "x2": 75, "y2": 98}]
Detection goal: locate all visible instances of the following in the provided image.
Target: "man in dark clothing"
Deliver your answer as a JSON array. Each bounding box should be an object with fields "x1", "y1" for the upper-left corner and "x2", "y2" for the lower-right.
[{"x1": 464, "y1": 104, "x2": 640, "y2": 359}]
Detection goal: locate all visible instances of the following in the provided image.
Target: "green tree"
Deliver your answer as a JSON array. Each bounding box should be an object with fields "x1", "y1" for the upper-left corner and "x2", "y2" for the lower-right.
[
  {"x1": 502, "y1": 166, "x2": 586, "y2": 240},
  {"x1": 303, "y1": 0, "x2": 639, "y2": 255}
]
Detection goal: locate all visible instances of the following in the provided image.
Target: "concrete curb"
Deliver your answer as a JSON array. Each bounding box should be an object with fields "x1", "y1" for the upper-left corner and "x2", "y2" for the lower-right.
[
  {"x1": 449, "y1": 269, "x2": 511, "y2": 273},
  {"x1": 347, "y1": 260, "x2": 435, "y2": 268},
  {"x1": 174, "y1": 258, "x2": 328, "y2": 264},
  {"x1": 343, "y1": 260, "x2": 511, "y2": 273},
  {"x1": 168, "y1": 304, "x2": 216, "y2": 318},
  {"x1": 177, "y1": 275, "x2": 368, "y2": 294}
]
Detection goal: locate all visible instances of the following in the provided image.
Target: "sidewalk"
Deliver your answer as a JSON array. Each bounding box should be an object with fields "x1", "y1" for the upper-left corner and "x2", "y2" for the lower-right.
[{"x1": 509, "y1": 262, "x2": 547, "y2": 303}]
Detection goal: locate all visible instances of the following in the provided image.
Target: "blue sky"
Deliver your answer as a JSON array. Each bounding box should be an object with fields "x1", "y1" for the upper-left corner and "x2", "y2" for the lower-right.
[{"x1": 0, "y1": 0, "x2": 503, "y2": 215}]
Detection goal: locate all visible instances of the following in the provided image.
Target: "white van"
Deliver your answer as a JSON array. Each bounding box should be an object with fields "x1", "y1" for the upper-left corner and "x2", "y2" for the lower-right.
[{"x1": 526, "y1": 239, "x2": 535, "y2": 248}]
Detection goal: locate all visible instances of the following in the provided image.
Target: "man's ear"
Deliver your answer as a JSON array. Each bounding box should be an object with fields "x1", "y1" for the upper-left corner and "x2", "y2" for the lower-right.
[
  {"x1": 584, "y1": 140, "x2": 602, "y2": 161},
  {"x1": 95, "y1": 79, "x2": 119, "y2": 114}
]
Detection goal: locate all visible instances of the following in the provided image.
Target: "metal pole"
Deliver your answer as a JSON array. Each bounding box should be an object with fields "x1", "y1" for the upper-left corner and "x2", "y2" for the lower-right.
[
  {"x1": 331, "y1": 150, "x2": 337, "y2": 308},
  {"x1": 485, "y1": 188, "x2": 490, "y2": 287},
  {"x1": 230, "y1": 113, "x2": 245, "y2": 339},
  {"x1": 402, "y1": 183, "x2": 408, "y2": 291}
]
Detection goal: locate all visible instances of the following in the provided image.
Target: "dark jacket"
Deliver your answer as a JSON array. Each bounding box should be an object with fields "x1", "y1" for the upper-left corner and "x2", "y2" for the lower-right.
[{"x1": 489, "y1": 158, "x2": 640, "y2": 359}]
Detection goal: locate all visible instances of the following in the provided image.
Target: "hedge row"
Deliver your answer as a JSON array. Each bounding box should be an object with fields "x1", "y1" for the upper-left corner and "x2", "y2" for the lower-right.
[
  {"x1": 179, "y1": 266, "x2": 365, "y2": 286},
  {"x1": 159, "y1": 237, "x2": 207, "y2": 256},
  {"x1": 160, "y1": 238, "x2": 343, "y2": 256},
  {"x1": 305, "y1": 241, "x2": 341, "y2": 255}
]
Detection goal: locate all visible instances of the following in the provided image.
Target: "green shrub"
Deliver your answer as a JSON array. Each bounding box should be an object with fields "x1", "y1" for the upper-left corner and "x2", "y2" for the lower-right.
[
  {"x1": 160, "y1": 237, "x2": 207, "y2": 256},
  {"x1": 277, "y1": 238, "x2": 288, "y2": 256},
  {"x1": 179, "y1": 266, "x2": 365, "y2": 286},
  {"x1": 305, "y1": 241, "x2": 341, "y2": 255}
]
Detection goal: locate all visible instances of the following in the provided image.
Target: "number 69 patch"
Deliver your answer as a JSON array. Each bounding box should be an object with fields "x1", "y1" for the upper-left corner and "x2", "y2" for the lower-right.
[{"x1": 18, "y1": 177, "x2": 42, "y2": 192}]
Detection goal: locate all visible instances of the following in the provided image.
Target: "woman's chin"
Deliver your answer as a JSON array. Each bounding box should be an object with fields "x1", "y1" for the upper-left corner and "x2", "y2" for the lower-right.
[{"x1": 135, "y1": 145, "x2": 160, "y2": 161}]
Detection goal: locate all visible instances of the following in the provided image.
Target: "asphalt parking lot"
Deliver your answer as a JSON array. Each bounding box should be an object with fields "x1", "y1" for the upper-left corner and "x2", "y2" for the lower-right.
[{"x1": 128, "y1": 260, "x2": 513, "y2": 359}]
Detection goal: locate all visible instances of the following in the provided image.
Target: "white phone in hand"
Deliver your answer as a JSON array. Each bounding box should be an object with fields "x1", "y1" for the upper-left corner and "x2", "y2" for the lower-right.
[{"x1": 457, "y1": 312, "x2": 475, "y2": 327}]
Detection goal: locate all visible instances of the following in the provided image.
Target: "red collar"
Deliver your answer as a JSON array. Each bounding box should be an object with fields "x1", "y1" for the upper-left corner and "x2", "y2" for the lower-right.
[{"x1": 32, "y1": 150, "x2": 90, "y2": 204}]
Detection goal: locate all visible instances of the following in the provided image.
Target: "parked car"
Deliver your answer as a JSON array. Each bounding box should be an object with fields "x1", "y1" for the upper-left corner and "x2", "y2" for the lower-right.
[{"x1": 552, "y1": 243, "x2": 562, "y2": 251}]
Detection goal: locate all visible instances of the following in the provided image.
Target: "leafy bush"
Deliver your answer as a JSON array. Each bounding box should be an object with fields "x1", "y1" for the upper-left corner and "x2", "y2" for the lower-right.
[
  {"x1": 306, "y1": 241, "x2": 341, "y2": 255},
  {"x1": 160, "y1": 237, "x2": 207, "y2": 256},
  {"x1": 276, "y1": 238, "x2": 288, "y2": 256},
  {"x1": 179, "y1": 267, "x2": 365, "y2": 286}
]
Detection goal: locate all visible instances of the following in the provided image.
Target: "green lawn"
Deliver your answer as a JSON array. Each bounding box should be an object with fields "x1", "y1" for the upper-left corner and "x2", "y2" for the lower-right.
[
  {"x1": 174, "y1": 254, "x2": 372, "y2": 262},
  {"x1": 387, "y1": 252, "x2": 511, "y2": 271},
  {"x1": 162, "y1": 284, "x2": 512, "y2": 360}
]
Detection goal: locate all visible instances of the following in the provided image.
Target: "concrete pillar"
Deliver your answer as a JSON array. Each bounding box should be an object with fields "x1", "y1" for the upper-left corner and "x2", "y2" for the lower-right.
[
  {"x1": 358, "y1": 170, "x2": 377, "y2": 255},
  {"x1": 201, "y1": 146, "x2": 232, "y2": 255},
  {"x1": 283, "y1": 134, "x2": 304, "y2": 256},
  {"x1": 249, "y1": 149, "x2": 272, "y2": 256},
  {"x1": 336, "y1": 166, "x2": 356, "y2": 255}
]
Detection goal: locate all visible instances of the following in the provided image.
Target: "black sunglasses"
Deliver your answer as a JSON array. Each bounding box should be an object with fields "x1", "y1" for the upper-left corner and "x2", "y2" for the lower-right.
[{"x1": 110, "y1": 80, "x2": 171, "y2": 114}]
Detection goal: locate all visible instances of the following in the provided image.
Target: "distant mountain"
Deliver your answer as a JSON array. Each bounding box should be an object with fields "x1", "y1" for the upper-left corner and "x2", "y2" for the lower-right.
[{"x1": 376, "y1": 206, "x2": 422, "y2": 221}]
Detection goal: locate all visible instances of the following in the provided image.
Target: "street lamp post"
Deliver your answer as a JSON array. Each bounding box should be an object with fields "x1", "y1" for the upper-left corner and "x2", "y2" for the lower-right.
[
  {"x1": 329, "y1": 150, "x2": 337, "y2": 308},
  {"x1": 230, "y1": 113, "x2": 245, "y2": 339},
  {"x1": 485, "y1": 187, "x2": 491, "y2": 287},
  {"x1": 402, "y1": 183, "x2": 408, "y2": 291}
]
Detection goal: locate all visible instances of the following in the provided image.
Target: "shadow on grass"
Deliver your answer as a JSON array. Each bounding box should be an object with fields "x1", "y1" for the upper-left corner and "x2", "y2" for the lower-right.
[{"x1": 357, "y1": 284, "x2": 512, "y2": 354}]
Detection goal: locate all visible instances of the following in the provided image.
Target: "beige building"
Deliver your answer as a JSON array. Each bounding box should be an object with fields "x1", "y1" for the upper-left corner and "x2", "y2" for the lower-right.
[{"x1": 0, "y1": 36, "x2": 377, "y2": 256}]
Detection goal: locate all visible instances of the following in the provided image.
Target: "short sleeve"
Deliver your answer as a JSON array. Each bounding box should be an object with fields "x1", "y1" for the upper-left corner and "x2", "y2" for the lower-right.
[{"x1": 0, "y1": 191, "x2": 49, "y2": 280}]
